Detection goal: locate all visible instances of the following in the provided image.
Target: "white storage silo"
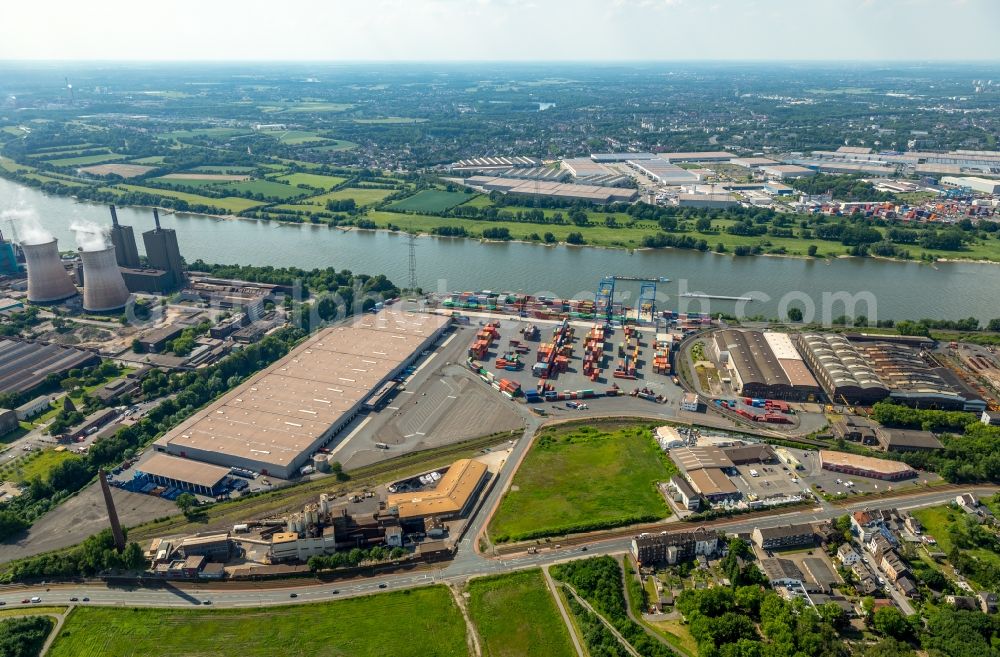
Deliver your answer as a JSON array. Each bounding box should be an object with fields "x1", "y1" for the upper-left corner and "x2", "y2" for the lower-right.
[{"x1": 21, "y1": 239, "x2": 77, "y2": 303}]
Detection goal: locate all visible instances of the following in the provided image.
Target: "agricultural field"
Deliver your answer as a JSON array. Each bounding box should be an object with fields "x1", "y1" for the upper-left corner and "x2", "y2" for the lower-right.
[
  {"x1": 261, "y1": 102, "x2": 354, "y2": 113},
  {"x1": 45, "y1": 152, "x2": 125, "y2": 167},
  {"x1": 261, "y1": 129, "x2": 329, "y2": 145},
  {"x1": 0, "y1": 449, "x2": 80, "y2": 485},
  {"x1": 353, "y1": 117, "x2": 428, "y2": 124},
  {"x1": 78, "y1": 163, "x2": 155, "y2": 178},
  {"x1": 388, "y1": 190, "x2": 475, "y2": 213},
  {"x1": 0, "y1": 155, "x2": 34, "y2": 173},
  {"x1": 161, "y1": 127, "x2": 251, "y2": 140},
  {"x1": 189, "y1": 165, "x2": 255, "y2": 173},
  {"x1": 116, "y1": 185, "x2": 266, "y2": 213},
  {"x1": 47, "y1": 587, "x2": 468, "y2": 657},
  {"x1": 215, "y1": 179, "x2": 310, "y2": 201},
  {"x1": 23, "y1": 173, "x2": 88, "y2": 187},
  {"x1": 315, "y1": 186, "x2": 396, "y2": 206},
  {"x1": 160, "y1": 173, "x2": 250, "y2": 182},
  {"x1": 275, "y1": 172, "x2": 347, "y2": 189},
  {"x1": 467, "y1": 570, "x2": 576, "y2": 657},
  {"x1": 305, "y1": 140, "x2": 358, "y2": 152},
  {"x1": 129, "y1": 156, "x2": 167, "y2": 165},
  {"x1": 489, "y1": 423, "x2": 674, "y2": 543}
]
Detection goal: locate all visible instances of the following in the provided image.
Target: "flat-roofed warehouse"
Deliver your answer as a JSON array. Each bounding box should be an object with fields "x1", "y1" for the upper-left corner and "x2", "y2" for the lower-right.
[
  {"x1": 796, "y1": 334, "x2": 890, "y2": 405},
  {"x1": 154, "y1": 311, "x2": 450, "y2": 479},
  {"x1": 711, "y1": 330, "x2": 821, "y2": 400},
  {"x1": 819, "y1": 450, "x2": 916, "y2": 481},
  {"x1": 139, "y1": 452, "x2": 231, "y2": 496},
  {"x1": 387, "y1": 458, "x2": 489, "y2": 521},
  {"x1": 0, "y1": 339, "x2": 101, "y2": 395}
]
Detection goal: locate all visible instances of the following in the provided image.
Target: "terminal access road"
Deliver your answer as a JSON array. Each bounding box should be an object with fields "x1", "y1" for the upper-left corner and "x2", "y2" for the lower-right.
[{"x1": 0, "y1": 408, "x2": 993, "y2": 611}]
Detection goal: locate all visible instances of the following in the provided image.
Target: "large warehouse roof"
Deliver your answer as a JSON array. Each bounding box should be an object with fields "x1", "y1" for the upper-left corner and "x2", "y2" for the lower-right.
[
  {"x1": 672, "y1": 446, "x2": 735, "y2": 471},
  {"x1": 798, "y1": 334, "x2": 886, "y2": 393},
  {"x1": 0, "y1": 339, "x2": 100, "y2": 395},
  {"x1": 140, "y1": 452, "x2": 230, "y2": 488},
  {"x1": 687, "y1": 468, "x2": 739, "y2": 497},
  {"x1": 819, "y1": 450, "x2": 915, "y2": 477},
  {"x1": 156, "y1": 311, "x2": 449, "y2": 470},
  {"x1": 387, "y1": 459, "x2": 488, "y2": 519},
  {"x1": 715, "y1": 330, "x2": 790, "y2": 388}
]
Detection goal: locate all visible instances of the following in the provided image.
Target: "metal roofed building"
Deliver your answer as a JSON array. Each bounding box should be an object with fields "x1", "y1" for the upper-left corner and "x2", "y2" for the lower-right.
[
  {"x1": 139, "y1": 452, "x2": 231, "y2": 496},
  {"x1": 590, "y1": 152, "x2": 657, "y2": 162},
  {"x1": 0, "y1": 339, "x2": 101, "y2": 396},
  {"x1": 761, "y1": 165, "x2": 816, "y2": 180},
  {"x1": 386, "y1": 459, "x2": 489, "y2": 521},
  {"x1": 796, "y1": 334, "x2": 890, "y2": 404},
  {"x1": 154, "y1": 310, "x2": 450, "y2": 479},
  {"x1": 671, "y1": 446, "x2": 735, "y2": 472},
  {"x1": 459, "y1": 176, "x2": 637, "y2": 204},
  {"x1": 657, "y1": 151, "x2": 735, "y2": 162},
  {"x1": 449, "y1": 156, "x2": 540, "y2": 173},
  {"x1": 856, "y1": 341, "x2": 986, "y2": 412},
  {"x1": 730, "y1": 157, "x2": 780, "y2": 168},
  {"x1": 875, "y1": 428, "x2": 944, "y2": 453},
  {"x1": 686, "y1": 468, "x2": 740, "y2": 501},
  {"x1": 819, "y1": 450, "x2": 916, "y2": 481},
  {"x1": 712, "y1": 330, "x2": 820, "y2": 400},
  {"x1": 674, "y1": 193, "x2": 738, "y2": 209},
  {"x1": 561, "y1": 158, "x2": 613, "y2": 178},
  {"x1": 627, "y1": 158, "x2": 700, "y2": 185},
  {"x1": 752, "y1": 523, "x2": 815, "y2": 550}
]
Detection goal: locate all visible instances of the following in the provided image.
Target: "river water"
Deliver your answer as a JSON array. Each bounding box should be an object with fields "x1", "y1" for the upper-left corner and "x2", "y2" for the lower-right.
[{"x1": 1, "y1": 177, "x2": 997, "y2": 322}]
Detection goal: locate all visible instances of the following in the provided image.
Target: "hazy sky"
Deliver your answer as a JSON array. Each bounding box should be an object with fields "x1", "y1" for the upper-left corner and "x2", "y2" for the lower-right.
[{"x1": 1, "y1": 0, "x2": 998, "y2": 62}]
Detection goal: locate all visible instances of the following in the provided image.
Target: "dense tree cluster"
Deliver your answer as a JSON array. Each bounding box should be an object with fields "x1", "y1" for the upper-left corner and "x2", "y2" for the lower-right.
[
  {"x1": 871, "y1": 402, "x2": 978, "y2": 433},
  {"x1": 6, "y1": 529, "x2": 145, "y2": 582},
  {"x1": 307, "y1": 545, "x2": 407, "y2": 571},
  {"x1": 0, "y1": 616, "x2": 54, "y2": 657}
]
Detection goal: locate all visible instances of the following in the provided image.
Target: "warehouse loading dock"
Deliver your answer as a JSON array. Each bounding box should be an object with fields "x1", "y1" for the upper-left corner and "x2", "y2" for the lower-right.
[{"x1": 154, "y1": 311, "x2": 450, "y2": 479}]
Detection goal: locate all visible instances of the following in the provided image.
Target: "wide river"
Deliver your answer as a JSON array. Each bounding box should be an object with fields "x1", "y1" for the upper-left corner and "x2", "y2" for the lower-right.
[{"x1": 2, "y1": 177, "x2": 997, "y2": 323}]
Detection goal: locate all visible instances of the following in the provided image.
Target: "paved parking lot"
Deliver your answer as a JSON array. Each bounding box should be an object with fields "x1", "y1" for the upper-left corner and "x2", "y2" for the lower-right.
[{"x1": 731, "y1": 463, "x2": 808, "y2": 500}]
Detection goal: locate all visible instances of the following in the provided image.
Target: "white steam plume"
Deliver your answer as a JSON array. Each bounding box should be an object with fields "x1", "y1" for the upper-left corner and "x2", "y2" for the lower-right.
[
  {"x1": 1, "y1": 206, "x2": 53, "y2": 246},
  {"x1": 70, "y1": 220, "x2": 109, "y2": 252}
]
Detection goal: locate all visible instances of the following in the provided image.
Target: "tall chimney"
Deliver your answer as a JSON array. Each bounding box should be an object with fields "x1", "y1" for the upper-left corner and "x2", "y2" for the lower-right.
[
  {"x1": 99, "y1": 468, "x2": 126, "y2": 552},
  {"x1": 109, "y1": 205, "x2": 119, "y2": 227},
  {"x1": 153, "y1": 208, "x2": 161, "y2": 231}
]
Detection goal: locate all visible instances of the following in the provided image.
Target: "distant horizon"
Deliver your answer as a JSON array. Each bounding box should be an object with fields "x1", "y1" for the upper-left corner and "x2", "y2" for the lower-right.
[
  {"x1": 2, "y1": 0, "x2": 998, "y2": 62},
  {"x1": 1, "y1": 59, "x2": 999, "y2": 67}
]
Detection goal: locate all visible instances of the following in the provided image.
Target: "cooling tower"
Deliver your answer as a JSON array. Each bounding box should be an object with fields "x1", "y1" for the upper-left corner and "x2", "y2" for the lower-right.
[
  {"x1": 80, "y1": 245, "x2": 131, "y2": 312},
  {"x1": 21, "y1": 239, "x2": 78, "y2": 303}
]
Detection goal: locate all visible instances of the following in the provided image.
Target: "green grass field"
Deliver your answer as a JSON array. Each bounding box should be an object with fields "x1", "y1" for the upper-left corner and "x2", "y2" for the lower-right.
[
  {"x1": 260, "y1": 102, "x2": 353, "y2": 114},
  {"x1": 276, "y1": 172, "x2": 347, "y2": 189},
  {"x1": 27, "y1": 147, "x2": 109, "y2": 159},
  {"x1": 305, "y1": 140, "x2": 358, "y2": 152},
  {"x1": 0, "y1": 449, "x2": 80, "y2": 484},
  {"x1": 317, "y1": 187, "x2": 396, "y2": 206},
  {"x1": 911, "y1": 505, "x2": 1000, "y2": 586},
  {"x1": 214, "y1": 179, "x2": 310, "y2": 201},
  {"x1": 388, "y1": 190, "x2": 476, "y2": 213},
  {"x1": 262, "y1": 129, "x2": 329, "y2": 145},
  {"x1": 45, "y1": 152, "x2": 124, "y2": 167},
  {"x1": 129, "y1": 156, "x2": 167, "y2": 165},
  {"x1": 353, "y1": 117, "x2": 428, "y2": 124},
  {"x1": 489, "y1": 424, "x2": 674, "y2": 543},
  {"x1": 148, "y1": 176, "x2": 232, "y2": 189},
  {"x1": 48, "y1": 587, "x2": 468, "y2": 657},
  {"x1": 161, "y1": 127, "x2": 251, "y2": 140},
  {"x1": 23, "y1": 173, "x2": 88, "y2": 187},
  {"x1": 116, "y1": 185, "x2": 266, "y2": 213},
  {"x1": 190, "y1": 165, "x2": 256, "y2": 173},
  {"x1": 467, "y1": 570, "x2": 576, "y2": 657}
]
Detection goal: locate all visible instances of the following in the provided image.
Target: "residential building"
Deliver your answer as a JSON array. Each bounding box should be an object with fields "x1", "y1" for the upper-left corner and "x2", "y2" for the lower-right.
[
  {"x1": 837, "y1": 544, "x2": 861, "y2": 566},
  {"x1": 752, "y1": 523, "x2": 815, "y2": 550},
  {"x1": 982, "y1": 411, "x2": 1000, "y2": 426},
  {"x1": 880, "y1": 552, "x2": 909, "y2": 584},
  {"x1": 957, "y1": 493, "x2": 979, "y2": 509},
  {"x1": 831, "y1": 415, "x2": 877, "y2": 444},
  {"x1": 14, "y1": 395, "x2": 54, "y2": 421},
  {"x1": 0, "y1": 408, "x2": 17, "y2": 436},
  {"x1": 978, "y1": 592, "x2": 998, "y2": 614},
  {"x1": 868, "y1": 534, "x2": 895, "y2": 561},
  {"x1": 631, "y1": 529, "x2": 721, "y2": 566},
  {"x1": 945, "y1": 595, "x2": 980, "y2": 610},
  {"x1": 759, "y1": 558, "x2": 805, "y2": 587},
  {"x1": 896, "y1": 575, "x2": 919, "y2": 599}
]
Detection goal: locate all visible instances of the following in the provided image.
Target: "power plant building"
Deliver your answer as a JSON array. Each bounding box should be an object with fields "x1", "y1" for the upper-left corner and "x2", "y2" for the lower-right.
[
  {"x1": 21, "y1": 239, "x2": 77, "y2": 303},
  {"x1": 79, "y1": 245, "x2": 132, "y2": 312},
  {"x1": 108, "y1": 206, "x2": 140, "y2": 269},
  {"x1": 154, "y1": 310, "x2": 450, "y2": 479},
  {"x1": 142, "y1": 210, "x2": 185, "y2": 290}
]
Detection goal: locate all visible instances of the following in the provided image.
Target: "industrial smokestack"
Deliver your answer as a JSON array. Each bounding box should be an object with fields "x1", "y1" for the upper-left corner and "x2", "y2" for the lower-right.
[
  {"x1": 21, "y1": 239, "x2": 77, "y2": 303},
  {"x1": 98, "y1": 468, "x2": 126, "y2": 553},
  {"x1": 110, "y1": 205, "x2": 119, "y2": 227},
  {"x1": 153, "y1": 208, "x2": 161, "y2": 231},
  {"x1": 80, "y1": 245, "x2": 131, "y2": 312}
]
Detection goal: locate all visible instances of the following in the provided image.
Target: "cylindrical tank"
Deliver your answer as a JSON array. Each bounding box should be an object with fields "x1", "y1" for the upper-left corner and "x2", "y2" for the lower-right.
[
  {"x1": 21, "y1": 239, "x2": 77, "y2": 303},
  {"x1": 313, "y1": 453, "x2": 330, "y2": 473},
  {"x1": 79, "y1": 246, "x2": 131, "y2": 312},
  {"x1": 304, "y1": 504, "x2": 318, "y2": 526},
  {"x1": 319, "y1": 493, "x2": 330, "y2": 515}
]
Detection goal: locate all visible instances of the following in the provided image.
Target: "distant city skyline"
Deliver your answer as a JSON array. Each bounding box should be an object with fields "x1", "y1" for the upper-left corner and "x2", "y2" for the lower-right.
[{"x1": 1, "y1": 0, "x2": 998, "y2": 62}]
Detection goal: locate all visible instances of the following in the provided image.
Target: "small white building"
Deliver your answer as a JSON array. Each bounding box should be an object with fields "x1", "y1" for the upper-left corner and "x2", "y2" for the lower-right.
[
  {"x1": 269, "y1": 529, "x2": 337, "y2": 563},
  {"x1": 837, "y1": 544, "x2": 861, "y2": 566},
  {"x1": 681, "y1": 393, "x2": 701, "y2": 412},
  {"x1": 982, "y1": 411, "x2": 1000, "y2": 426},
  {"x1": 14, "y1": 395, "x2": 53, "y2": 421}
]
